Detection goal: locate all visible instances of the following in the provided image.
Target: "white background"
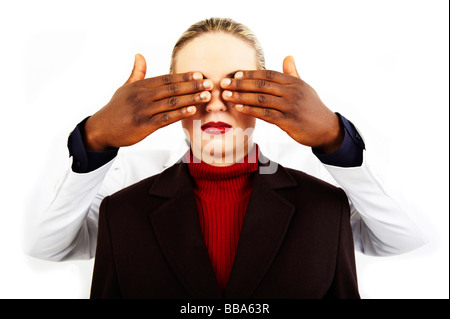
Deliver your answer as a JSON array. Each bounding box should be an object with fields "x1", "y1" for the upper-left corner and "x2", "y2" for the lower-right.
[{"x1": 0, "y1": 0, "x2": 448, "y2": 298}]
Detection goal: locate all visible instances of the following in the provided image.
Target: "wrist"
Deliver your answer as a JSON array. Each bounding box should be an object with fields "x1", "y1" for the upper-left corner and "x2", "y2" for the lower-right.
[
  {"x1": 316, "y1": 114, "x2": 344, "y2": 154},
  {"x1": 83, "y1": 117, "x2": 109, "y2": 152}
]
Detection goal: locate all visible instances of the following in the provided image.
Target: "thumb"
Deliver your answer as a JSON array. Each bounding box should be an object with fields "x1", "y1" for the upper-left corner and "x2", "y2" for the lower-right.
[
  {"x1": 125, "y1": 53, "x2": 147, "y2": 84},
  {"x1": 283, "y1": 55, "x2": 300, "y2": 78}
]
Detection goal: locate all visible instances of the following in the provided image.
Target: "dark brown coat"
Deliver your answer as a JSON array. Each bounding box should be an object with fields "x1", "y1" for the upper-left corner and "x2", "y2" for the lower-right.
[{"x1": 90, "y1": 156, "x2": 359, "y2": 299}]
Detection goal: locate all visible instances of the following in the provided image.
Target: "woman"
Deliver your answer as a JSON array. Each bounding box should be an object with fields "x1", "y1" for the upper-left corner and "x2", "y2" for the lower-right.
[{"x1": 90, "y1": 18, "x2": 359, "y2": 299}]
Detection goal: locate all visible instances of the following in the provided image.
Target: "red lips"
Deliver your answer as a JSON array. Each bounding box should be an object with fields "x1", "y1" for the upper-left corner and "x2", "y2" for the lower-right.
[{"x1": 201, "y1": 121, "x2": 232, "y2": 135}]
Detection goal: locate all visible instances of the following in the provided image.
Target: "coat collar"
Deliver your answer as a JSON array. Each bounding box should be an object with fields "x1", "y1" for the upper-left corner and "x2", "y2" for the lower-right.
[{"x1": 147, "y1": 152, "x2": 298, "y2": 298}]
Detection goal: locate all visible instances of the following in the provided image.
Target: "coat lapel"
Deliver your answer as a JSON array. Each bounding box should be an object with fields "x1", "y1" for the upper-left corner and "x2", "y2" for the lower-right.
[
  {"x1": 147, "y1": 163, "x2": 223, "y2": 298},
  {"x1": 224, "y1": 156, "x2": 298, "y2": 298},
  {"x1": 147, "y1": 154, "x2": 298, "y2": 299}
]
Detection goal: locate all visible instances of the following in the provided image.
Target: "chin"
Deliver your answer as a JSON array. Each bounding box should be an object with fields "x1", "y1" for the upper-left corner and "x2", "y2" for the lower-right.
[
  {"x1": 198, "y1": 138, "x2": 232, "y2": 165},
  {"x1": 188, "y1": 128, "x2": 254, "y2": 165},
  {"x1": 202, "y1": 142, "x2": 252, "y2": 166}
]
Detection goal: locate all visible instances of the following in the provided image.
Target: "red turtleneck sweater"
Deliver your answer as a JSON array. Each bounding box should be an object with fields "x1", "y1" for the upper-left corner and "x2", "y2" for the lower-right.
[{"x1": 187, "y1": 147, "x2": 259, "y2": 291}]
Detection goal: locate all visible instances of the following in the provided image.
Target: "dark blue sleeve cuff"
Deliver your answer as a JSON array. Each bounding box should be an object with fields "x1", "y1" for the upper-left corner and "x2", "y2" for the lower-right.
[
  {"x1": 312, "y1": 113, "x2": 365, "y2": 167},
  {"x1": 67, "y1": 117, "x2": 119, "y2": 173}
]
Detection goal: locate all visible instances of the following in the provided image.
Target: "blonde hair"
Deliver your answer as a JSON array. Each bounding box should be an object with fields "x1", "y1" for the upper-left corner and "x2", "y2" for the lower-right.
[{"x1": 170, "y1": 17, "x2": 265, "y2": 73}]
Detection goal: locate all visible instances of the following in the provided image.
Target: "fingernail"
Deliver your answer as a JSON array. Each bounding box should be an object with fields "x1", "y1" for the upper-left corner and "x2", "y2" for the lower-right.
[
  {"x1": 193, "y1": 72, "x2": 203, "y2": 80},
  {"x1": 221, "y1": 78, "x2": 231, "y2": 87},
  {"x1": 234, "y1": 71, "x2": 243, "y2": 79},
  {"x1": 187, "y1": 106, "x2": 195, "y2": 113},
  {"x1": 203, "y1": 79, "x2": 213, "y2": 89},
  {"x1": 200, "y1": 91, "x2": 209, "y2": 100},
  {"x1": 235, "y1": 104, "x2": 243, "y2": 110},
  {"x1": 223, "y1": 91, "x2": 233, "y2": 98}
]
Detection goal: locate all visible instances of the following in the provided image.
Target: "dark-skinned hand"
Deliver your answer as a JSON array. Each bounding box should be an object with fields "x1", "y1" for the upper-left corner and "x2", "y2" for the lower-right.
[
  {"x1": 220, "y1": 56, "x2": 344, "y2": 154},
  {"x1": 84, "y1": 54, "x2": 213, "y2": 151}
]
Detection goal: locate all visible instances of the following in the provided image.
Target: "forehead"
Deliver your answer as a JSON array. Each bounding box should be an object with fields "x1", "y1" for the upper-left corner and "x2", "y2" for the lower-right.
[{"x1": 174, "y1": 32, "x2": 258, "y2": 79}]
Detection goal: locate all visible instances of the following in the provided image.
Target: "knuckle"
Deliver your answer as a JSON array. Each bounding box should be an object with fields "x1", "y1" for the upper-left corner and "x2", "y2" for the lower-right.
[
  {"x1": 168, "y1": 96, "x2": 178, "y2": 107},
  {"x1": 160, "y1": 112, "x2": 169, "y2": 123},
  {"x1": 256, "y1": 79, "x2": 268, "y2": 89},
  {"x1": 262, "y1": 108, "x2": 272, "y2": 118},
  {"x1": 162, "y1": 74, "x2": 173, "y2": 84},
  {"x1": 133, "y1": 113, "x2": 144, "y2": 126},
  {"x1": 168, "y1": 83, "x2": 180, "y2": 94},
  {"x1": 265, "y1": 70, "x2": 276, "y2": 79},
  {"x1": 194, "y1": 81, "x2": 201, "y2": 91},
  {"x1": 292, "y1": 87, "x2": 304, "y2": 101},
  {"x1": 285, "y1": 110, "x2": 295, "y2": 120},
  {"x1": 235, "y1": 79, "x2": 242, "y2": 88},
  {"x1": 257, "y1": 94, "x2": 267, "y2": 106},
  {"x1": 127, "y1": 93, "x2": 138, "y2": 103},
  {"x1": 128, "y1": 93, "x2": 144, "y2": 109},
  {"x1": 182, "y1": 73, "x2": 190, "y2": 82}
]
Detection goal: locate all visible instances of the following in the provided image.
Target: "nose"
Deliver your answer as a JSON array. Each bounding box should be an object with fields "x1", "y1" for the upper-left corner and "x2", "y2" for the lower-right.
[{"x1": 205, "y1": 84, "x2": 227, "y2": 113}]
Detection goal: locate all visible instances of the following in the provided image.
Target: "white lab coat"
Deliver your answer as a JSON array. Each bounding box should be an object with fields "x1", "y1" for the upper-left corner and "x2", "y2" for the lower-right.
[{"x1": 24, "y1": 136, "x2": 426, "y2": 261}]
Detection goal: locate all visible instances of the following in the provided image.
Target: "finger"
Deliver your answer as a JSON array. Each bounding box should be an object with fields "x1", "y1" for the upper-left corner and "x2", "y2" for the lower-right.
[
  {"x1": 152, "y1": 79, "x2": 214, "y2": 101},
  {"x1": 149, "y1": 91, "x2": 211, "y2": 115},
  {"x1": 220, "y1": 77, "x2": 284, "y2": 96},
  {"x1": 125, "y1": 53, "x2": 147, "y2": 84},
  {"x1": 222, "y1": 90, "x2": 285, "y2": 110},
  {"x1": 233, "y1": 69, "x2": 296, "y2": 85},
  {"x1": 139, "y1": 71, "x2": 204, "y2": 89},
  {"x1": 234, "y1": 104, "x2": 285, "y2": 125},
  {"x1": 148, "y1": 105, "x2": 197, "y2": 129},
  {"x1": 282, "y1": 55, "x2": 300, "y2": 79}
]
